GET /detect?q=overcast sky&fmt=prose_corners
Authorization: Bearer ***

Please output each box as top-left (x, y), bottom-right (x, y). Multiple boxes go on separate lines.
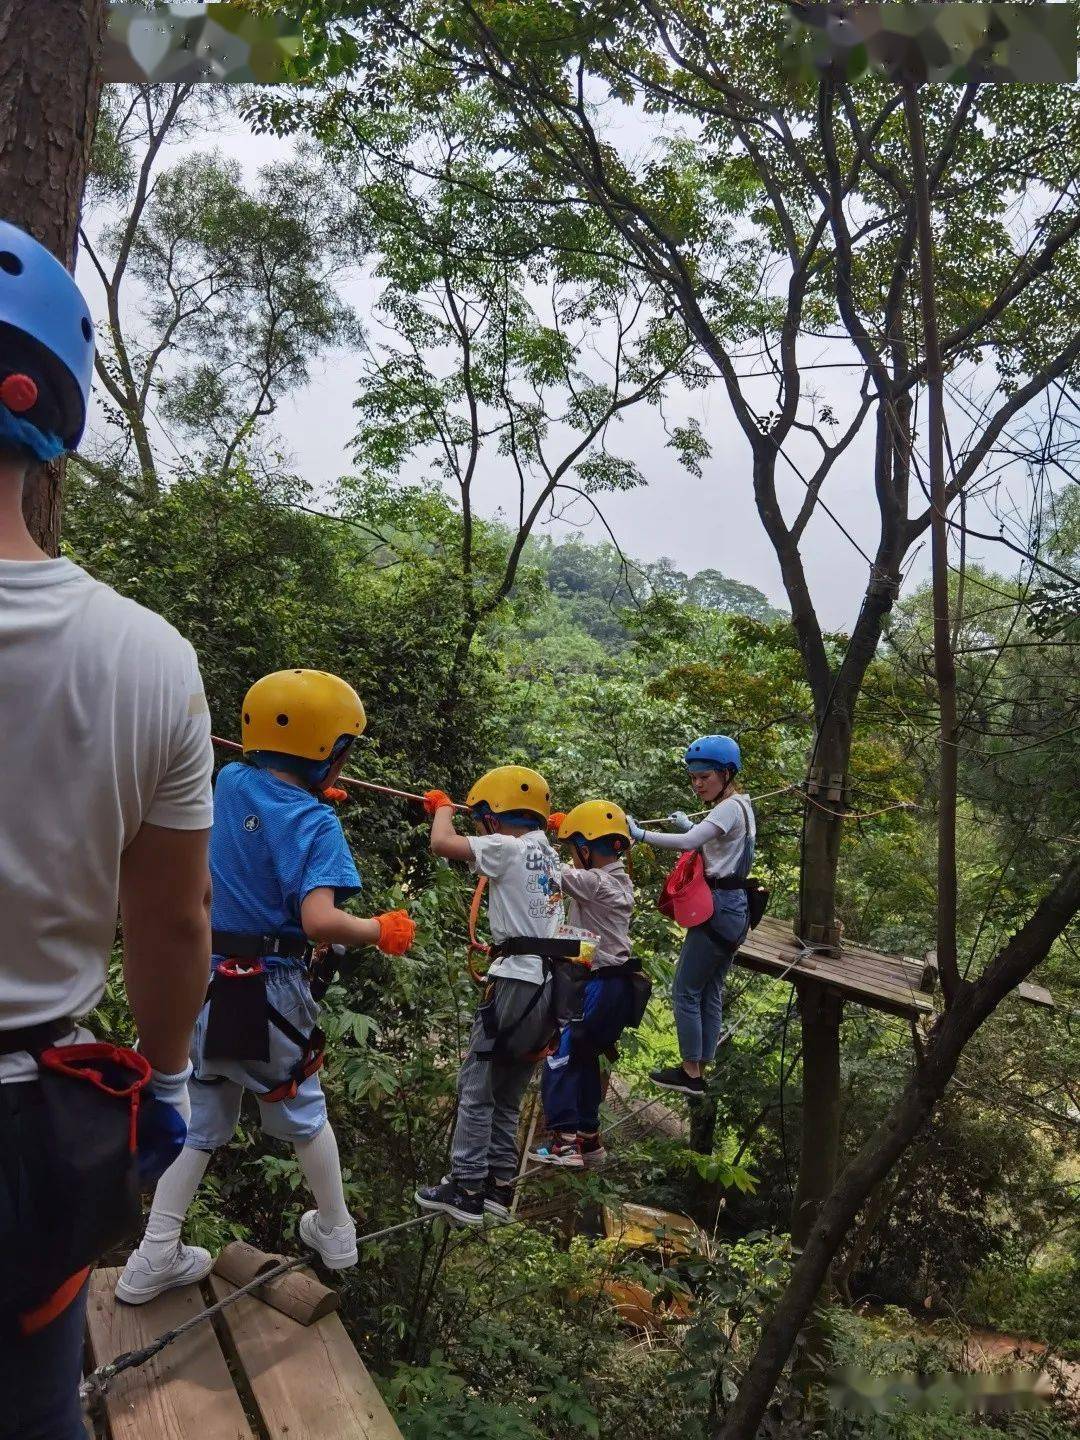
top-left (78, 108), bottom-right (1048, 635)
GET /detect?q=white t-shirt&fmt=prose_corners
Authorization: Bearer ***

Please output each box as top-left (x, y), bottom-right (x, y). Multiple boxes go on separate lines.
top-left (701, 795), bottom-right (756, 880)
top-left (468, 829), bottom-right (564, 983)
top-left (0, 558), bottom-right (214, 1079)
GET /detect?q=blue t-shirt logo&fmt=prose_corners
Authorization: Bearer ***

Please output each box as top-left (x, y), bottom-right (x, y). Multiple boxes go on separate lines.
top-left (243, 814), bottom-right (261, 833)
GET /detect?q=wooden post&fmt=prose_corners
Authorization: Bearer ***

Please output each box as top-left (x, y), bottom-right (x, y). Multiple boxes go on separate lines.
top-left (790, 985), bottom-right (843, 1249)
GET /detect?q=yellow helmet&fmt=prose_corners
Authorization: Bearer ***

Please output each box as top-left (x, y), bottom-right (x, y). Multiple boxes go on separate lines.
top-left (557, 800), bottom-right (631, 846)
top-left (242, 669), bottom-right (366, 763)
top-left (466, 765), bottom-right (551, 821)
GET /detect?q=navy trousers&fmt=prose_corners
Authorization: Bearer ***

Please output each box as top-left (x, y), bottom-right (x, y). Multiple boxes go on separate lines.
top-left (542, 975), bottom-right (637, 1133)
top-left (0, 1082), bottom-right (89, 1440)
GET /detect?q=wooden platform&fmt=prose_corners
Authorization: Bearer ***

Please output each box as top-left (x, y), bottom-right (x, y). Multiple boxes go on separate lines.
top-left (735, 915), bottom-right (934, 1020)
top-left (86, 1268), bottom-right (403, 1440)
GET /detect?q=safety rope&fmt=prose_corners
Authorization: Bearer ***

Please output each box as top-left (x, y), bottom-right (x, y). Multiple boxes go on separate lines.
top-left (467, 875), bottom-right (489, 985)
top-left (210, 735), bottom-right (468, 811)
top-left (637, 786), bottom-right (917, 828)
top-left (210, 736), bottom-right (915, 827)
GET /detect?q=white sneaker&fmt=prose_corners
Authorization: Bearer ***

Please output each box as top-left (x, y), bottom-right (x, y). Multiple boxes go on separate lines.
top-left (115, 1243), bottom-right (214, 1305)
top-left (299, 1209), bottom-right (357, 1269)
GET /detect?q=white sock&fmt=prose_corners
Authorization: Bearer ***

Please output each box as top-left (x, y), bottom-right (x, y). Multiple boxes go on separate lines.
top-left (138, 1145), bottom-right (212, 1268)
top-left (293, 1123), bottom-right (352, 1232)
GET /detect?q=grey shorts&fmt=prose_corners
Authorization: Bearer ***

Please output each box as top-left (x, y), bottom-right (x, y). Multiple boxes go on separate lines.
top-left (186, 964), bottom-right (327, 1148)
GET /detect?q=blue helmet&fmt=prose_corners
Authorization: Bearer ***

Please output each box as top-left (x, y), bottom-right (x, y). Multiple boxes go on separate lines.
top-left (684, 734), bottom-right (741, 772)
top-left (0, 220), bottom-right (95, 453)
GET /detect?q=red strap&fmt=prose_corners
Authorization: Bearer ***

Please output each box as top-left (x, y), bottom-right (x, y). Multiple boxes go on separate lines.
top-left (467, 877), bottom-right (490, 986)
top-left (260, 1044), bottom-right (325, 1104)
top-left (217, 959), bottom-right (266, 979)
top-left (19, 1267), bottom-right (90, 1336)
top-left (37, 1043), bottom-right (150, 1098)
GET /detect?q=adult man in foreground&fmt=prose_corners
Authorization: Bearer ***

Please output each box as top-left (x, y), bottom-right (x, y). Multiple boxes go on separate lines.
top-left (0, 218), bottom-right (214, 1438)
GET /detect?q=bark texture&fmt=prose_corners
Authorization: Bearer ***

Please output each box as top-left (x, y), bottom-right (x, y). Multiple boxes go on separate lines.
top-left (0, 0), bottom-right (108, 552)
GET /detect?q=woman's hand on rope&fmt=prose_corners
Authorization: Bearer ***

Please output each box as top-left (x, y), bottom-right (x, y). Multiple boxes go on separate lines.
top-left (422, 788), bottom-right (454, 816)
top-left (626, 815), bottom-right (646, 843)
top-left (375, 909), bottom-right (416, 955)
top-left (666, 810), bottom-right (694, 833)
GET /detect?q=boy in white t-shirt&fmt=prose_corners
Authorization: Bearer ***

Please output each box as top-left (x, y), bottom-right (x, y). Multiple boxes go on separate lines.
top-left (415, 766), bottom-right (563, 1226)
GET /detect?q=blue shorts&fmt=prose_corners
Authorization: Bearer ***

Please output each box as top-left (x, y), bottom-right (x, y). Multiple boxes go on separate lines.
top-left (186, 964), bottom-right (327, 1149)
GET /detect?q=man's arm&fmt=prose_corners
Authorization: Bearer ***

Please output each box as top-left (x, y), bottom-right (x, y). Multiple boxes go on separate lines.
top-left (119, 822), bottom-right (211, 1075)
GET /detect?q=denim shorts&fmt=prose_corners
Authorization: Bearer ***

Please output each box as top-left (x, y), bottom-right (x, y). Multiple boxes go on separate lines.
top-left (186, 964), bottom-right (327, 1148)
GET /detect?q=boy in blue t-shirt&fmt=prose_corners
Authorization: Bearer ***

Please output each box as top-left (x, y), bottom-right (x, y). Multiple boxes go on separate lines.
top-left (118, 670), bottom-right (415, 1302)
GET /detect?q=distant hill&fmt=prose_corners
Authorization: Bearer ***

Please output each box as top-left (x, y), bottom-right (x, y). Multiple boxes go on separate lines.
top-left (527, 536), bottom-right (784, 647)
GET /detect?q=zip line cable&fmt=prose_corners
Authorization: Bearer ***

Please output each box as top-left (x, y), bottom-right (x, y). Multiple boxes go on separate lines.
top-left (210, 735), bottom-right (469, 811)
top-left (209, 737), bottom-right (917, 828)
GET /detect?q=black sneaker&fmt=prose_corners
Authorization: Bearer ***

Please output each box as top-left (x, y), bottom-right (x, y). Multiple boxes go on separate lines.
top-left (483, 1177), bottom-right (515, 1224)
top-left (649, 1063), bottom-right (705, 1097)
top-left (415, 1176), bottom-right (485, 1226)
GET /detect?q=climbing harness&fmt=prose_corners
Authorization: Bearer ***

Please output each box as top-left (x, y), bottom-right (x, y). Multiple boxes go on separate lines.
top-left (589, 957), bottom-right (653, 1032)
top-left (200, 932), bottom-right (326, 1102)
top-left (711, 794), bottom-right (770, 929)
top-left (474, 937), bottom-right (595, 1064)
top-left (464, 875), bottom-right (600, 1062)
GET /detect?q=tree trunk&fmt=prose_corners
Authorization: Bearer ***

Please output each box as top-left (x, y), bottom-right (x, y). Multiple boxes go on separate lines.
top-left (0, 0), bottom-right (108, 553)
top-left (904, 83), bottom-right (961, 1004)
top-left (790, 987), bottom-right (843, 1248)
top-left (716, 856), bottom-right (1080, 1440)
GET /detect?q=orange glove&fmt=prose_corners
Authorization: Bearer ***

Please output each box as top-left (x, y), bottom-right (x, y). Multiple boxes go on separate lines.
top-left (423, 788), bottom-right (454, 816)
top-left (320, 786), bottom-right (348, 804)
top-left (547, 812), bottom-right (566, 835)
top-left (375, 909), bottom-right (415, 956)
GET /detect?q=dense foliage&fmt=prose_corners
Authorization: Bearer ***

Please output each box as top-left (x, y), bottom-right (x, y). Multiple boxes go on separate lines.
top-left (69, 463), bottom-right (1079, 1440)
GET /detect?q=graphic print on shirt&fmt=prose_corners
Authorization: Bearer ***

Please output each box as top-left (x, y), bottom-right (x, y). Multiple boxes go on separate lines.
top-left (524, 838), bottom-right (563, 921)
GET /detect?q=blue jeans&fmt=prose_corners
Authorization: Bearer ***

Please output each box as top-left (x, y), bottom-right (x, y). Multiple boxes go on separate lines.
top-left (673, 891), bottom-right (747, 1063)
top-left (0, 1083), bottom-right (89, 1439)
top-left (543, 975), bottom-right (636, 1133)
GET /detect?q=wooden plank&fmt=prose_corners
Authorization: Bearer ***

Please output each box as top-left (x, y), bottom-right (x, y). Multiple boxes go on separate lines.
top-left (1016, 978), bottom-right (1055, 1009)
top-left (735, 946), bottom-right (930, 1013)
top-left (86, 1268), bottom-right (253, 1440)
top-left (733, 919), bottom-right (934, 1018)
top-left (210, 1276), bottom-right (404, 1440)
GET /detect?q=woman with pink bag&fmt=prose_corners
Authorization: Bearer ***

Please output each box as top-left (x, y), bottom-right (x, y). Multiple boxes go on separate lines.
top-left (628, 736), bottom-right (756, 1098)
